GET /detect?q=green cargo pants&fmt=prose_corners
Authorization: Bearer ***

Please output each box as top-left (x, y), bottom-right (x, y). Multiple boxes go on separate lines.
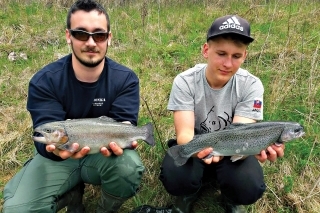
top-left (2, 150), bottom-right (144, 213)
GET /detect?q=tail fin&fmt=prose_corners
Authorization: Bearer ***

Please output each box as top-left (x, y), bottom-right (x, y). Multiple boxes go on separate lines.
top-left (167, 145), bottom-right (189, 167)
top-left (143, 123), bottom-right (155, 146)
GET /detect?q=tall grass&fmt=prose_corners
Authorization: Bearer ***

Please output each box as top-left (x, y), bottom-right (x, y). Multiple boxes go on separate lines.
top-left (0, 0), bottom-right (319, 212)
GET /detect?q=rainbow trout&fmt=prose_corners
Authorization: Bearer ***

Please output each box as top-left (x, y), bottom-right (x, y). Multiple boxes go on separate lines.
top-left (33, 116), bottom-right (155, 154)
top-left (167, 121), bottom-right (304, 166)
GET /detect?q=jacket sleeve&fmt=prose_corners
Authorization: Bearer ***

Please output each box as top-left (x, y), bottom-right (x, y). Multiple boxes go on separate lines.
top-left (27, 73), bottom-right (66, 161)
top-left (108, 70), bottom-right (140, 126)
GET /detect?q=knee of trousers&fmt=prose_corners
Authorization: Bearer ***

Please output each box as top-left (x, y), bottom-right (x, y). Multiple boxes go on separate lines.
top-left (222, 179), bottom-right (266, 205)
top-left (100, 150), bottom-right (145, 198)
top-left (159, 163), bottom-right (202, 196)
top-left (3, 201), bottom-right (56, 213)
top-left (160, 179), bottom-right (201, 196)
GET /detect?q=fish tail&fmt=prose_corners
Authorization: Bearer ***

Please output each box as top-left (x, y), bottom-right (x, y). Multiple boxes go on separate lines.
top-left (167, 145), bottom-right (189, 167)
top-left (143, 123), bottom-right (155, 146)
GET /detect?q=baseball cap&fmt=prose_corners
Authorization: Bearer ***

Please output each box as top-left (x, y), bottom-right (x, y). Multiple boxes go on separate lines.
top-left (207, 15), bottom-right (254, 43)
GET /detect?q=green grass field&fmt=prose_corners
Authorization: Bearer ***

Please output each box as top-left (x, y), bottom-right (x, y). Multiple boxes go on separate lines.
top-left (0, 0), bottom-right (319, 212)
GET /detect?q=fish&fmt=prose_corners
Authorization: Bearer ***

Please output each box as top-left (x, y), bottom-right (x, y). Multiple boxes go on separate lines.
top-left (167, 121), bottom-right (305, 166)
top-left (33, 116), bottom-right (155, 154)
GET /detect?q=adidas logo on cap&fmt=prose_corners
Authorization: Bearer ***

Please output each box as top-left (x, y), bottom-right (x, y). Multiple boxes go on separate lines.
top-left (206, 15), bottom-right (254, 43)
top-left (219, 16), bottom-right (243, 31)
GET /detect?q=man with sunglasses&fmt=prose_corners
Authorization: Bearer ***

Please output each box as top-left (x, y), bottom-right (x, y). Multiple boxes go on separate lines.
top-left (2, 0), bottom-right (144, 213)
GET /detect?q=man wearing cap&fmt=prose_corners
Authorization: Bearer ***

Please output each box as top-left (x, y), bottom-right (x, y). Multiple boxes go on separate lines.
top-left (158, 15), bottom-right (285, 213)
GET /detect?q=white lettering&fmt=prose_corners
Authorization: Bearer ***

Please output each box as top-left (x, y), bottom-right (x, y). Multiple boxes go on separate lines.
top-left (92, 97), bottom-right (106, 107)
top-left (219, 23), bottom-right (243, 31)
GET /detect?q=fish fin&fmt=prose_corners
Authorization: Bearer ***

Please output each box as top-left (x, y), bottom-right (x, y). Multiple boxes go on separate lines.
top-left (167, 145), bottom-right (189, 167)
top-left (202, 151), bottom-right (220, 160)
top-left (57, 143), bottom-right (76, 152)
top-left (143, 123), bottom-right (155, 146)
top-left (274, 142), bottom-right (283, 147)
top-left (202, 152), bottom-right (214, 160)
top-left (230, 155), bottom-right (244, 162)
top-left (226, 123), bottom-right (247, 130)
top-left (98, 116), bottom-right (116, 122)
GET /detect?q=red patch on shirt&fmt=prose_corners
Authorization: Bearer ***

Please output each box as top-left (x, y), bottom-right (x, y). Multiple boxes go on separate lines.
top-left (253, 100), bottom-right (262, 109)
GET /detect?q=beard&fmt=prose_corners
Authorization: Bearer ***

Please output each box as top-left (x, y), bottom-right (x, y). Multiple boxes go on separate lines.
top-left (71, 42), bottom-right (107, 68)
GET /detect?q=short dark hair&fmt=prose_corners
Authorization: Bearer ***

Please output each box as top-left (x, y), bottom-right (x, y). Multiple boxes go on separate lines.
top-left (66, 0), bottom-right (110, 31)
top-left (208, 33), bottom-right (252, 46)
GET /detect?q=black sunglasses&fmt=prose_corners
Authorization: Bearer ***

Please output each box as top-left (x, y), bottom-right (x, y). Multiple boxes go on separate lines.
top-left (69, 29), bottom-right (109, 43)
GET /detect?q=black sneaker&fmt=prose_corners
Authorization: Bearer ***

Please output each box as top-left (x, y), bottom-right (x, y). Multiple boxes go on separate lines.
top-left (220, 195), bottom-right (247, 213)
top-left (130, 205), bottom-right (172, 213)
top-left (224, 203), bottom-right (247, 213)
top-left (56, 183), bottom-right (85, 213)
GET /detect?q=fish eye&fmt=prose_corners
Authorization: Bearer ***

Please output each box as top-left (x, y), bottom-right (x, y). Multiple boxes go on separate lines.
top-left (44, 128), bottom-right (52, 133)
top-left (294, 129), bottom-right (301, 133)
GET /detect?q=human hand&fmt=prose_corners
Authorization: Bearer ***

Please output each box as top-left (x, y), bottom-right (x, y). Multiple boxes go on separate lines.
top-left (197, 147), bottom-right (224, 164)
top-left (255, 144), bottom-right (285, 163)
top-left (100, 141), bottom-right (138, 157)
top-left (46, 143), bottom-right (90, 159)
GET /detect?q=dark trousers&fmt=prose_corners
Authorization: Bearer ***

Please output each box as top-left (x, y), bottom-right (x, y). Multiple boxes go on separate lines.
top-left (159, 139), bottom-right (266, 205)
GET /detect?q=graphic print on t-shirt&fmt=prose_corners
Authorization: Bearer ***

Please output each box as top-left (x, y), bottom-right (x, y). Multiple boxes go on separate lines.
top-left (200, 105), bottom-right (232, 133)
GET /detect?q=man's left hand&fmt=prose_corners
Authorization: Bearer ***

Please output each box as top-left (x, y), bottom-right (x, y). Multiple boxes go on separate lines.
top-left (255, 144), bottom-right (285, 163)
top-left (100, 141), bottom-right (138, 157)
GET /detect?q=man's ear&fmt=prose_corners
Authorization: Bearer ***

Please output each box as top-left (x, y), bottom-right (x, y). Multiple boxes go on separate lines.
top-left (66, 29), bottom-right (71, 44)
top-left (107, 32), bottom-right (112, 46)
top-left (242, 50), bottom-right (248, 63)
top-left (202, 43), bottom-right (209, 58)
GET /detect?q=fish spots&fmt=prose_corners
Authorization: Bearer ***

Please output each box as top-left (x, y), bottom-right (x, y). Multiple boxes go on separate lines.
top-left (242, 143), bottom-right (249, 151)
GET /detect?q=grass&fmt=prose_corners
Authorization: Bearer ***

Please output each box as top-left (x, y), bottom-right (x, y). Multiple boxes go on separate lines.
top-left (0, 0), bottom-right (319, 212)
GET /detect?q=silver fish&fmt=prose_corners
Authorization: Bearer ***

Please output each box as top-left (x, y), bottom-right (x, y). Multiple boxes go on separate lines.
top-left (33, 116), bottom-right (155, 154)
top-left (167, 121), bottom-right (304, 166)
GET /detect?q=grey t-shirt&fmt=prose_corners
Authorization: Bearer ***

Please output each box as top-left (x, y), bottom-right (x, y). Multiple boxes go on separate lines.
top-left (167, 64), bottom-right (264, 134)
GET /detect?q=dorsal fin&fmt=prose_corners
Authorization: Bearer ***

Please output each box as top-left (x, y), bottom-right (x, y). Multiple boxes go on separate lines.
top-left (98, 116), bottom-right (116, 122)
top-left (226, 123), bottom-right (247, 130)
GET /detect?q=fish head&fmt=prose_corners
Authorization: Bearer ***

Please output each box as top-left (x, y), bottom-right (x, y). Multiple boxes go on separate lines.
top-left (33, 123), bottom-right (69, 146)
top-left (279, 122), bottom-right (305, 142)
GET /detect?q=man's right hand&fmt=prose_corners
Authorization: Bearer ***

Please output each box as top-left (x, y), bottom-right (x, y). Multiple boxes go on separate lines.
top-left (197, 147), bottom-right (224, 164)
top-left (46, 143), bottom-right (90, 159)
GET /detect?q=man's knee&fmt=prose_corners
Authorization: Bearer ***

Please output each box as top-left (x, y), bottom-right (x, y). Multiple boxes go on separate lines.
top-left (238, 181), bottom-right (265, 204)
top-left (221, 175), bottom-right (266, 205)
top-left (101, 150), bottom-right (145, 198)
top-left (159, 158), bottom-right (202, 196)
top-left (3, 200), bottom-right (55, 213)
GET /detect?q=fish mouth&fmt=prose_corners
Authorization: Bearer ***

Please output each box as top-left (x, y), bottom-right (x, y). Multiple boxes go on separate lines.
top-left (32, 135), bottom-right (47, 143)
top-left (297, 131), bottom-right (305, 138)
top-left (32, 130), bottom-right (46, 143)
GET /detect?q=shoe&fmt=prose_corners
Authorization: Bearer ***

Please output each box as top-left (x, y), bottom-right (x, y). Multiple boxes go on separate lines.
top-left (56, 183), bottom-right (85, 213)
top-left (220, 195), bottom-right (246, 213)
top-left (224, 203), bottom-right (247, 213)
top-left (130, 205), bottom-right (172, 213)
top-left (171, 188), bottom-right (201, 213)
top-left (96, 190), bottom-right (128, 213)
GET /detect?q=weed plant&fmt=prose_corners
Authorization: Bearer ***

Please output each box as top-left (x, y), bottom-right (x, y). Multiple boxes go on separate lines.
top-left (0, 0), bottom-right (319, 212)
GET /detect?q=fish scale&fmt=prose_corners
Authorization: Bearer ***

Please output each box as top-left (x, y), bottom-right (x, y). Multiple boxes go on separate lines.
top-left (167, 121), bottom-right (304, 166)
